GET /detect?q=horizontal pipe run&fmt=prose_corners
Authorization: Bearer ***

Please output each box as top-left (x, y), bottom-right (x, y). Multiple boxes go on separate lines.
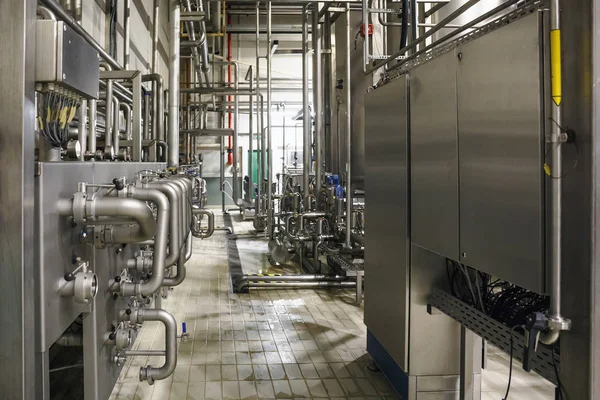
top-left (245, 282), bottom-right (357, 289)
top-left (123, 350), bottom-right (166, 356)
top-left (244, 274), bottom-right (350, 282)
top-left (192, 208), bottom-right (215, 239)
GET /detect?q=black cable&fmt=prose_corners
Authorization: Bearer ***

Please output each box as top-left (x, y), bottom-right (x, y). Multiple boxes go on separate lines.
top-left (552, 343), bottom-right (565, 400)
top-left (399, 0), bottom-right (408, 50)
top-left (502, 325), bottom-right (521, 400)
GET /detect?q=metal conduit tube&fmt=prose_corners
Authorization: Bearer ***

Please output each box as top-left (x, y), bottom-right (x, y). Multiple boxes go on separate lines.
top-left (302, 4), bottom-right (311, 210)
top-left (112, 97), bottom-right (120, 159)
top-left (192, 208), bottom-right (215, 239)
top-left (152, 0), bottom-right (160, 73)
top-left (344, 8), bottom-right (352, 248)
top-left (87, 99), bottom-right (97, 158)
top-left (168, 0), bottom-right (181, 167)
top-left (312, 6), bottom-right (322, 209)
top-left (99, 62), bottom-right (114, 159)
top-left (170, 176), bottom-right (193, 237)
top-left (125, 308), bottom-right (177, 383)
top-left (148, 182), bottom-right (181, 267)
top-left (119, 188), bottom-right (169, 297)
top-left (39, 0), bottom-right (122, 69)
top-left (267, 0), bottom-right (274, 238)
top-left (163, 179), bottom-right (187, 247)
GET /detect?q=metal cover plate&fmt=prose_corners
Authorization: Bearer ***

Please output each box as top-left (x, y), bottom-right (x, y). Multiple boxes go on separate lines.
top-left (457, 13), bottom-right (545, 292)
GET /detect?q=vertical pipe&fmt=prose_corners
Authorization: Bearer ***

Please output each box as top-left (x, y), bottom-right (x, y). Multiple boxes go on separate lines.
top-left (267, 0), bottom-right (273, 238)
top-left (323, 11), bottom-right (332, 172)
top-left (124, 0), bottom-right (131, 69)
top-left (78, 100), bottom-right (87, 161)
top-left (144, 93), bottom-right (151, 141)
top-left (168, 0), bottom-right (181, 167)
top-left (152, 0), bottom-right (159, 73)
top-left (312, 5), bottom-right (322, 209)
top-left (345, 9), bottom-right (352, 248)
top-left (362, 0), bottom-right (369, 72)
top-left (541, 0), bottom-right (570, 344)
top-left (302, 5), bottom-right (311, 210)
top-left (248, 67), bottom-right (254, 203)
top-left (100, 62), bottom-right (114, 159)
top-left (233, 64), bottom-right (240, 204)
top-left (256, 1), bottom-right (263, 215)
top-left (87, 99), bottom-right (97, 159)
top-left (112, 96), bottom-right (120, 160)
top-left (132, 73), bottom-right (143, 161)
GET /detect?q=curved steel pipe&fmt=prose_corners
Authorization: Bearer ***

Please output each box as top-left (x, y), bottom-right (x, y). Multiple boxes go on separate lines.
top-left (126, 308), bottom-right (177, 383)
top-left (99, 62), bottom-right (114, 159)
top-left (148, 181), bottom-right (181, 267)
top-left (118, 188), bottom-right (169, 297)
top-left (191, 208), bottom-right (215, 239)
top-left (185, 233), bottom-right (192, 262)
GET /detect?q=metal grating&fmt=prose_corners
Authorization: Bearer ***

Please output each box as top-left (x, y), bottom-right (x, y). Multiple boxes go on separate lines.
top-left (430, 288), bottom-right (558, 385)
top-left (383, 0), bottom-right (548, 84)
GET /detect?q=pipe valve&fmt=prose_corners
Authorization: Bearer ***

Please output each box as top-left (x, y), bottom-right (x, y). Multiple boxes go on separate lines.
top-left (58, 261), bottom-right (98, 303)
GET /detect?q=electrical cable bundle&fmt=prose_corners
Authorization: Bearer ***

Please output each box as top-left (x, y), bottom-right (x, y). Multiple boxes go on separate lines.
top-left (446, 259), bottom-right (549, 328)
top-left (37, 90), bottom-right (80, 148)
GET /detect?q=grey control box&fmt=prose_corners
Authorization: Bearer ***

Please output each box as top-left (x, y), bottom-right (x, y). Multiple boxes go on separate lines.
top-left (36, 20), bottom-right (99, 99)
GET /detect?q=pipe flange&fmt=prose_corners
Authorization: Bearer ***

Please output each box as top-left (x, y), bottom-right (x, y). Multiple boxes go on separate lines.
top-left (547, 316), bottom-right (572, 331)
top-left (73, 270), bottom-right (98, 303)
top-left (115, 328), bottom-right (132, 350)
top-left (139, 366), bottom-right (154, 384)
top-left (72, 191), bottom-right (87, 224)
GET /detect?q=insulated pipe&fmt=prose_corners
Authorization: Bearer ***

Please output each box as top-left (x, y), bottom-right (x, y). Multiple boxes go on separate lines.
top-left (132, 308), bottom-right (177, 383)
top-left (87, 99), bottom-right (97, 158)
top-left (112, 97), bottom-right (120, 159)
top-left (39, 0), bottom-right (122, 70)
top-left (312, 6), bottom-right (322, 209)
top-left (192, 208), bottom-right (215, 239)
top-left (124, 0), bottom-right (131, 69)
top-left (119, 188), bottom-right (169, 297)
top-left (267, 0), bottom-right (274, 238)
top-left (100, 62), bottom-right (114, 160)
top-left (78, 100), bottom-right (87, 161)
top-left (345, 9), bottom-right (352, 248)
top-left (168, 0), bottom-right (181, 167)
top-left (302, 5), bottom-right (311, 210)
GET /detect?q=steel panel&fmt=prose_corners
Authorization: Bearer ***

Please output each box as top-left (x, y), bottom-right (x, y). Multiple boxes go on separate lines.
top-left (364, 76), bottom-right (409, 371)
top-left (457, 13), bottom-right (544, 292)
top-left (410, 50), bottom-right (460, 260)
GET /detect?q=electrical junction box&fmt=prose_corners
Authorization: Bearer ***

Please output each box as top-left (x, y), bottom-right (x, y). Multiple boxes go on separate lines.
top-left (36, 19), bottom-right (100, 99)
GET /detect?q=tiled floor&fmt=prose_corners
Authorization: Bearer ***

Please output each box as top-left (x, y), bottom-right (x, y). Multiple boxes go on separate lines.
top-left (109, 213), bottom-right (556, 400)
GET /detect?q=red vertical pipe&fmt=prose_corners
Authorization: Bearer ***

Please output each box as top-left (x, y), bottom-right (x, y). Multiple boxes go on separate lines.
top-left (227, 14), bottom-right (233, 165)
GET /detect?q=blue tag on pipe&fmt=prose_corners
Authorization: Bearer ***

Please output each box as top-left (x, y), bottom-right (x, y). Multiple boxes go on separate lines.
top-left (182, 322), bottom-right (187, 333)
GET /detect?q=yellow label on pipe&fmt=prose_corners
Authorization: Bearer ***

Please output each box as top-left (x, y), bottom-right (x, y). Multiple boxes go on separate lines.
top-left (551, 29), bottom-right (562, 106)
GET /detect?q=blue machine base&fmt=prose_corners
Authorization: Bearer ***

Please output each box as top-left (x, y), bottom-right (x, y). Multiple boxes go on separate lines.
top-left (367, 329), bottom-right (409, 399)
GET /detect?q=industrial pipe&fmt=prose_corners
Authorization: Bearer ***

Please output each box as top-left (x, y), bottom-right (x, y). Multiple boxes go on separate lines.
top-left (244, 281), bottom-right (356, 289)
top-left (192, 208), bottom-right (215, 239)
top-left (542, 0), bottom-right (571, 345)
top-left (118, 188), bottom-right (169, 297)
top-left (299, 212), bottom-right (326, 231)
top-left (87, 99), bottom-right (97, 159)
top-left (312, 6), bottom-right (323, 208)
top-left (148, 181), bottom-right (182, 267)
top-left (302, 5), bottom-right (311, 210)
top-left (168, 0), bottom-right (181, 167)
top-left (345, 9), bottom-right (352, 248)
top-left (267, 0), bottom-right (274, 238)
top-left (120, 102), bottom-right (132, 141)
top-left (77, 100), bottom-right (87, 161)
top-left (162, 248), bottom-right (186, 287)
top-left (124, 0), bottom-right (131, 69)
top-left (123, 308), bottom-right (177, 383)
top-left (99, 62), bottom-right (114, 160)
top-left (112, 97), bottom-right (120, 160)
top-left (182, 0), bottom-right (206, 85)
